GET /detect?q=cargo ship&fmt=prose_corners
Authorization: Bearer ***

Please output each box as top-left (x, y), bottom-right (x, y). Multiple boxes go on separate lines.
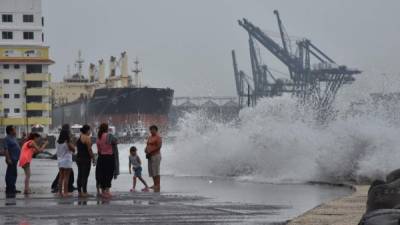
top-left (51, 51), bottom-right (174, 133)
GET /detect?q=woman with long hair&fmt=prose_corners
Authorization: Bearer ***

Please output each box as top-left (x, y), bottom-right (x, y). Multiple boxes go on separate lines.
top-left (96, 123), bottom-right (117, 198)
top-left (19, 132), bottom-right (48, 194)
top-left (76, 124), bottom-right (94, 198)
top-left (56, 124), bottom-right (75, 197)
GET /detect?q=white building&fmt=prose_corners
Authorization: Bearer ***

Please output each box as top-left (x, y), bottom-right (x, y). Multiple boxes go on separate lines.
top-left (0, 0), bottom-right (53, 134)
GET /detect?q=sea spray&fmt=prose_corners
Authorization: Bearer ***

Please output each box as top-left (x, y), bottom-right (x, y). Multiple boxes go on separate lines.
top-left (164, 95), bottom-right (400, 183)
top-left (165, 97), bottom-right (318, 183)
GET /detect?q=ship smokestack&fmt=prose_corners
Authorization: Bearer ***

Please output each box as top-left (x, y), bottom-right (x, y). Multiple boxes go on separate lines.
top-left (110, 56), bottom-right (117, 77)
top-left (98, 59), bottom-right (105, 83)
top-left (89, 63), bottom-right (96, 83)
top-left (120, 52), bottom-right (128, 77)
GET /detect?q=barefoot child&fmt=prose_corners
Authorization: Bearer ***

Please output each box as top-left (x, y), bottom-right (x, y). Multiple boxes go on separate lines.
top-left (129, 147), bottom-right (149, 192)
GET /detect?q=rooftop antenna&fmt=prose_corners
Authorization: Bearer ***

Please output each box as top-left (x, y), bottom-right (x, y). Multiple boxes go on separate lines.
top-left (75, 50), bottom-right (85, 77)
top-left (132, 58), bottom-right (142, 87)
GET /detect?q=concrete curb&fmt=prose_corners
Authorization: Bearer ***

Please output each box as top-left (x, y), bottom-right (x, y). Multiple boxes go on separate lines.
top-left (287, 185), bottom-right (368, 225)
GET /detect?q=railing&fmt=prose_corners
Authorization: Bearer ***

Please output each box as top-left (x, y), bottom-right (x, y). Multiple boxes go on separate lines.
top-left (26, 103), bottom-right (51, 111)
top-left (28, 117), bottom-right (51, 125)
top-left (26, 87), bottom-right (50, 96)
top-left (1, 117), bottom-right (52, 126)
top-left (24, 73), bottom-right (51, 82)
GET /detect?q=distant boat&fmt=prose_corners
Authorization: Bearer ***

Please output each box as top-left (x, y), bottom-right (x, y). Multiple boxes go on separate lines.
top-left (53, 87), bottom-right (174, 133)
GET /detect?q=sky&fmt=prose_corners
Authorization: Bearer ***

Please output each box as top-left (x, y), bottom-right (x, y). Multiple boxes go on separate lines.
top-left (42, 0), bottom-right (400, 97)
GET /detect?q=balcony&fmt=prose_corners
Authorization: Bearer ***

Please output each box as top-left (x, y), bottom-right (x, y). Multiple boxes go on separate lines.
top-left (28, 117), bottom-right (51, 125)
top-left (26, 103), bottom-right (51, 111)
top-left (1, 117), bottom-right (52, 125)
top-left (2, 117), bottom-right (25, 126)
top-left (24, 73), bottom-right (51, 82)
top-left (26, 88), bottom-right (50, 96)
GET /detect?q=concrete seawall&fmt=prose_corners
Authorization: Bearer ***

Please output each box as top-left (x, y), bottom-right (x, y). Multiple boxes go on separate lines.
top-left (288, 185), bottom-right (368, 225)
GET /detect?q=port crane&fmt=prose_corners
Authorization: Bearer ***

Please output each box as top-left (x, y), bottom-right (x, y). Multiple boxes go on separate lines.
top-left (233, 10), bottom-right (361, 120)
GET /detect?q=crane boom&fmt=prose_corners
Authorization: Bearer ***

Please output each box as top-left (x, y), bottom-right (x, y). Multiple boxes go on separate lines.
top-left (238, 18), bottom-right (300, 73)
top-left (307, 41), bottom-right (335, 63)
top-left (231, 50), bottom-right (242, 96)
top-left (273, 10), bottom-right (289, 55)
top-left (249, 36), bottom-right (262, 95)
top-left (273, 10), bottom-right (293, 78)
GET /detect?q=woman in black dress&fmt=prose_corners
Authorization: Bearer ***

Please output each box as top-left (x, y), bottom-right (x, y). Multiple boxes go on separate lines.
top-left (76, 125), bottom-right (94, 198)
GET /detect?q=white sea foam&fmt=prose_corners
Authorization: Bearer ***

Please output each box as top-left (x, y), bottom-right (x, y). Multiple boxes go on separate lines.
top-left (162, 94), bottom-right (400, 184)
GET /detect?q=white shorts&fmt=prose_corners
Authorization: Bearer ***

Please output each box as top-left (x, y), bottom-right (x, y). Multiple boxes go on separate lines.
top-left (58, 158), bottom-right (73, 169)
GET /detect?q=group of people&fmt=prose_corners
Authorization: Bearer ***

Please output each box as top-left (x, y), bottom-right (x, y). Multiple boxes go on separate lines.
top-left (4, 126), bottom-right (48, 196)
top-left (3, 123), bottom-right (163, 198)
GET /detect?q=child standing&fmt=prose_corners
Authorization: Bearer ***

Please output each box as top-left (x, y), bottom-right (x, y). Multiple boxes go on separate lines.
top-left (129, 146), bottom-right (149, 192)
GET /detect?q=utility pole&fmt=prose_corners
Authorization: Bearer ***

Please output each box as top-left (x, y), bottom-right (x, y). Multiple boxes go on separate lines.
top-left (25, 87), bottom-right (29, 133)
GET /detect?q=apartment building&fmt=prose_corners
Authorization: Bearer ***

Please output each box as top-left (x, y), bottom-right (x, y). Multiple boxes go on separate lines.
top-left (0, 0), bottom-right (54, 134)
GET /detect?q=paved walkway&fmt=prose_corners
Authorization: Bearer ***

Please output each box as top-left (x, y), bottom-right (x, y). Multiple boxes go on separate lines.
top-left (0, 192), bottom-right (288, 225)
top-left (288, 185), bottom-right (368, 225)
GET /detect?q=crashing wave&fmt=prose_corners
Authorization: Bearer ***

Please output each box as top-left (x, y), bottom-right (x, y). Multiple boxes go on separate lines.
top-left (165, 94), bottom-right (400, 184)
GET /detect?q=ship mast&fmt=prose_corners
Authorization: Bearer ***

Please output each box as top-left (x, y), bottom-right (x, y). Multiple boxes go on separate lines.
top-left (132, 58), bottom-right (142, 87)
top-left (64, 65), bottom-right (71, 81)
top-left (75, 50), bottom-right (85, 78)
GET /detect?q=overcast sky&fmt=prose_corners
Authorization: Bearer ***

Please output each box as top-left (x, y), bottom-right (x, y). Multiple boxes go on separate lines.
top-left (42, 0), bottom-right (400, 97)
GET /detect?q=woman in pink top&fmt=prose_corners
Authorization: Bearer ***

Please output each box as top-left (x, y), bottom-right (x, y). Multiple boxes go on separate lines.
top-left (19, 133), bottom-right (48, 194)
top-left (95, 123), bottom-right (116, 198)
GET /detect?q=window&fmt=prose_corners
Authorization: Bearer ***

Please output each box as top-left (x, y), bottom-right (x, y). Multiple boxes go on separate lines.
top-left (23, 14), bottom-right (34, 23)
top-left (4, 108), bottom-right (10, 114)
top-left (26, 65), bottom-right (42, 74)
top-left (14, 64), bottom-right (20, 69)
top-left (2, 31), bottom-right (13, 40)
top-left (23, 32), bottom-right (34, 40)
top-left (28, 111), bottom-right (42, 117)
top-left (27, 96), bottom-right (42, 102)
top-left (14, 94), bottom-right (20, 98)
top-left (4, 94), bottom-right (10, 98)
top-left (14, 108), bottom-right (20, 113)
top-left (26, 81), bottom-right (42, 88)
top-left (2, 14), bottom-right (13, 22)
top-left (3, 79), bottom-right (9, 84)
top-left (3, 64), bottom-right (10, 69)
top-left (42, 33), bottom-right (44, 42)
top-left (14, 79), bottom-right (20, 84)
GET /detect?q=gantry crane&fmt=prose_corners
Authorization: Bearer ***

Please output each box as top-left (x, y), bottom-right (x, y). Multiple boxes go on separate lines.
top-left (233, 10), bottom-right (361, 120)
top-left (232, 50), bottom-right (254, 107)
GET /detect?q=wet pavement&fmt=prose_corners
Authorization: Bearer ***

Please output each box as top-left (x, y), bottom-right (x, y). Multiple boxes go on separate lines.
top-left (0, 192), bottom-right (288, 225)
top-left (0, 159), bottom-right (351, 224)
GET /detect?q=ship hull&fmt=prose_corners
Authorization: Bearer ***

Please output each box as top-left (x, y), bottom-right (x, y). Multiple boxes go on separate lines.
top-left (52, 87), bottom-right (174, 131)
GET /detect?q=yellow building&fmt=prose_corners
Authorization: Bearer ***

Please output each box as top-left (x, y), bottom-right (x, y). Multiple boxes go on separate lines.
top-left (0, 0), bottom-right (54, 133)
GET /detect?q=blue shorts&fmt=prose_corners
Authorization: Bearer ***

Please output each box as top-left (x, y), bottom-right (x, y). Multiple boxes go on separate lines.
top-left (134, 167), bottom-right (142, 177)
